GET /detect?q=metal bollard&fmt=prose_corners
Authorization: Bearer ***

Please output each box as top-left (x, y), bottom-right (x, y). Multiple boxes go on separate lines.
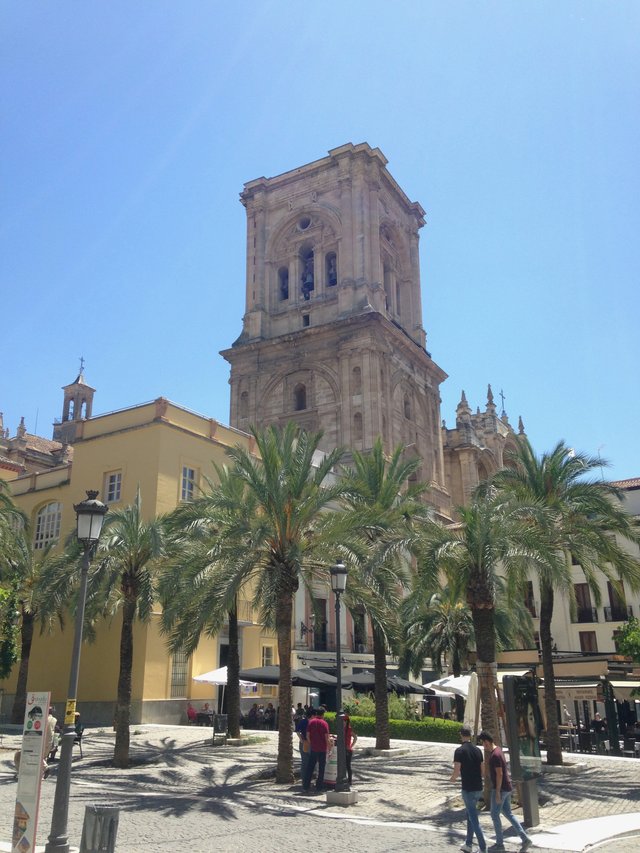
top-left (79, 804), bottom-right (120, 853)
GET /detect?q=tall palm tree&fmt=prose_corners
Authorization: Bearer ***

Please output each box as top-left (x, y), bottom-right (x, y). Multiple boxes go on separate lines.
top-left (341, 438), bottom-right (429, 750)
top-left (87, 488), bottom-right (168, 767)
top-left (175, 423), bottom-right (348, 783)
top-left (160, 465), bottom-right (261, 739)
top-left (492, 439), bottom-right (640, 764)
top-left (416, 491), bottom-right (557, 738)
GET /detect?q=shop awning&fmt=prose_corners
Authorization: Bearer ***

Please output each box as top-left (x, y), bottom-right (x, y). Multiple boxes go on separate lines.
top-left (609, 680), bottom-right (640, 702)
top-left (541, 681), bottom-right (600, 702)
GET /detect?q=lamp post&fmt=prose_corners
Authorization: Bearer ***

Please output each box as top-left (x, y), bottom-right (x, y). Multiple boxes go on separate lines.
top-left (45, 491), bottom-right (107, 853)
top-left (330, 558), bottom-right (349, 793)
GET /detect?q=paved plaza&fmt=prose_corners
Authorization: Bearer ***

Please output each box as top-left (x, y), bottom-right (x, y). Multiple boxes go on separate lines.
top-left (1, 725), bottom-right (639, 852)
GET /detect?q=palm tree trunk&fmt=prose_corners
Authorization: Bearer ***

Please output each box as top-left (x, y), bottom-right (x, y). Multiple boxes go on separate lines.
top-left (452, 646), bottom-right (465, 722)
top-left (113, 596), bottom-right (136, 768)
top-left (275, 585), bottom-right (294, 784)
top-left (471, 605), bottom-right (499, 739)
top-left (11, 610), bottom-right (34, 724)
top-left (373, 625), bottom-right (390, 750)
top-left (540, 580), bottom-right (563, 765)
top-left (227, 604), bottom-right (241, 739)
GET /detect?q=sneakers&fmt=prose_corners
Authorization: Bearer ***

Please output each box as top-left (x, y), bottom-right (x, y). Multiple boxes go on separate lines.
top-left (521, 841), bottom-right (533, 852)
top-left (488, 846), bottom-right (506, 852)
top-left (460, 845), bottom-right (473, 853)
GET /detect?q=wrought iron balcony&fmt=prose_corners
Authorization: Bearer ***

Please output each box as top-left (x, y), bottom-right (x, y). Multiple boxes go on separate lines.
top-left (604, 605), bottom-right (632, 622)
top-left (572, 607), bottom-right (599, 623)
top-left (351, 635), bottom-right (374, 654)
top-left (311, 632), bottom-right (335, 653)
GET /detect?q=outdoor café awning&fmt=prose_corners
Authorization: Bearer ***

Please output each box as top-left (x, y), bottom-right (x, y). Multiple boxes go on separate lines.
top-left (609, 680), bottom-right (640, 702)
top-left (541, 681), bottom-right (601, 702)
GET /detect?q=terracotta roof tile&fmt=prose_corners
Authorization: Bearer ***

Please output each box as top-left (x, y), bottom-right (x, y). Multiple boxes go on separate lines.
top-left (611, 477), bottom-right (640, 490)
top-left (24, 433), bottom-right (74, 459)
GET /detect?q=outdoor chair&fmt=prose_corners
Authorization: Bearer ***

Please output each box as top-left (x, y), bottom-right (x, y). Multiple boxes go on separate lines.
top-left (622, 738), bottom-right (638, 758)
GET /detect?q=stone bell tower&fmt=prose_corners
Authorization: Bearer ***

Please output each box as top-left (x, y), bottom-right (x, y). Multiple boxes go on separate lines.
top-left (222, 143), bottom-right (451, 518)
top-left (52, 362), bottom-right (95, 445)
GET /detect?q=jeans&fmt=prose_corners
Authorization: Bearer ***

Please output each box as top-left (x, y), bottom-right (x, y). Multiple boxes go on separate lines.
top-left (490, 790), bottom-right (531, 845)
top-left (461, 788), bottom-right (486, 850)
top-left (303, 750), bottom-right (326, 790)
top-left (299, 743), bottom-right (309, 778)
top-left (346, 748), bottom-right (353, 785)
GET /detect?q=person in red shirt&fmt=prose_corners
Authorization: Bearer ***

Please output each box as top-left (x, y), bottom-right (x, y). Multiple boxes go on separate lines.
top-left (302, 707), bottom-right (330, 792)
top-left (478, 731), bottom-right (532, 852)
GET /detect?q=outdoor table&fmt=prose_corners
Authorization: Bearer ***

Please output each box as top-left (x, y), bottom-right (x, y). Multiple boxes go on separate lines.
top-left (196, 712), bottom-right (214, 726)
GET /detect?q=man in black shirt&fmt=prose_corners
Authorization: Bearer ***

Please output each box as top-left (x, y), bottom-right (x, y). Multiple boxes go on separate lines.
top-left (450, 726), bottom-right (487, 853)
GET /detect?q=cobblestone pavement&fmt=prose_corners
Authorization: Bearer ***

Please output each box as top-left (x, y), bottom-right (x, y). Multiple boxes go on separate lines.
top-left (1, 725), bottom-right (639, 852)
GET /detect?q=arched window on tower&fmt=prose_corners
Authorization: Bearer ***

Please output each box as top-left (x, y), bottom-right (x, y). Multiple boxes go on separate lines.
top-left (326, 252), bottom-right (337, 286)
top-left (80, 399), bottom-right (87, 419)
top-left (383, 260), bottom-right (393, 312)
top-left (294, 384), bottom-right (307, 411)
top-left (67, 400), bottom-right (74, 421)
top-left (240, 391), bottom-right (249, 419)
top-left (353, 412), bottom-right (363, 442)
top-left (352, 366), bottom-right (362, 395)
top-left (403, 394), bottom-right (412, 420)
top-left (301, 249), bottom-right (314, 300)
top-left (278, 267), bottom-right (289, 301)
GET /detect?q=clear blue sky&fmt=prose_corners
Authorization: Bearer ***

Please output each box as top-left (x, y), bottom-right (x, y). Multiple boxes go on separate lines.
top-left (2, 2), bottom-right (638, 480)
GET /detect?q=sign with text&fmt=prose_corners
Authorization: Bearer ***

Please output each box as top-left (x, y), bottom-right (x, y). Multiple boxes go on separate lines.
top-left (12, 691), bottom-right (50, 853)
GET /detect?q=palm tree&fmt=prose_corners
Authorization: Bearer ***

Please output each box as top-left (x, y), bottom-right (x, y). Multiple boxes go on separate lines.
top-left (415, 491), bottom-right (557, 738)
top-left (401, 575), bottom-right (534, 720)
top-left (341, 438), bottom-right (429, 750)
top-left (160, 465), bottom-right (261, 740)
top-left (0, 519), bottom-right (71, 722)
top-left (173, 423), bottom-right (348, 783)
top-left (87, 488), bottom-right (168, 767)
top-left (492, 439), bottom-right (640, 764)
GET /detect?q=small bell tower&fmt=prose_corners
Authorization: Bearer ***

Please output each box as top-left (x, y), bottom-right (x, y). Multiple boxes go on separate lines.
top-left (53, 359), bottom-right (95, 444)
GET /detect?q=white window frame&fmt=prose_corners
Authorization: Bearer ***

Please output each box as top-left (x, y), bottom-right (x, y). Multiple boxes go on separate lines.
top-left (261, 645), bottom-right (274, 667)
top-left (105, 471), bottom-right (122, 504)
top-left (34, 502), bottom-right (62, 550)
top-left (180, 465), bottom-right (198, 502)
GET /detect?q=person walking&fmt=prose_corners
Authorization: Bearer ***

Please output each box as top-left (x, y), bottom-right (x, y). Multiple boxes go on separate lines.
top-left (450, 726), bottom-right (487, 853)
top-left (302, 707), bottom-right (330, 792)
top-left (344, 713), bottom-right (358, 787)
top-left (295, 707), bottom-right (311, 779)
top-left (478, 731), bottom-right (532, 852)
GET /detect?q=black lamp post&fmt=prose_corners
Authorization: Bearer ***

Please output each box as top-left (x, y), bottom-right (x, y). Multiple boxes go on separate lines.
top-left (330, 558), bottom-right (349, 793)
top-left (45, 490), bottom-right (107, 853)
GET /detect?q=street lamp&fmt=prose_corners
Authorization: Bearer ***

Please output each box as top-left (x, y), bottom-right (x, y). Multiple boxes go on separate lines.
top-left (46, 490), bottom-right (107, 853)
top-left (330, 558), bottom-right (349, 793)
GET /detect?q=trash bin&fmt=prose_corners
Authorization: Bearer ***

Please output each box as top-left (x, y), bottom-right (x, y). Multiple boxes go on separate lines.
top-left (80, 804), bottom-right (119, 853)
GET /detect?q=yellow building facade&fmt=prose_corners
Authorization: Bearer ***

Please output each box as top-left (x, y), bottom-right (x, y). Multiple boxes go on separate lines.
top-left (1, 395), bottom-right (277, 725)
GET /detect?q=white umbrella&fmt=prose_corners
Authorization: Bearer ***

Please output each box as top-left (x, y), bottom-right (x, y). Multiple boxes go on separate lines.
top-left (423, 674), bottom-right (471, 699)
top-left (463, 672), bottom-right (479, 734)
top-left (192, 666), bottom-right (256, 687)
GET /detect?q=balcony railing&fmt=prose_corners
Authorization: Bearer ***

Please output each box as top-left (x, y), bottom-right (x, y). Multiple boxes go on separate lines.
top-left (604, 605), bottom-right (632, 622)
top-left (351, 635), bottom-right (374, 654)
top-left (572, 607), bottom-right (599, 624)
top-left (310, 632), bottom-right (336, 653)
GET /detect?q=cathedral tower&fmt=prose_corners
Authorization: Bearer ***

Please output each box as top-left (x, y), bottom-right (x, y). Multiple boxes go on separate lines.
top-left (222, 143), bottom-right (451, 517)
